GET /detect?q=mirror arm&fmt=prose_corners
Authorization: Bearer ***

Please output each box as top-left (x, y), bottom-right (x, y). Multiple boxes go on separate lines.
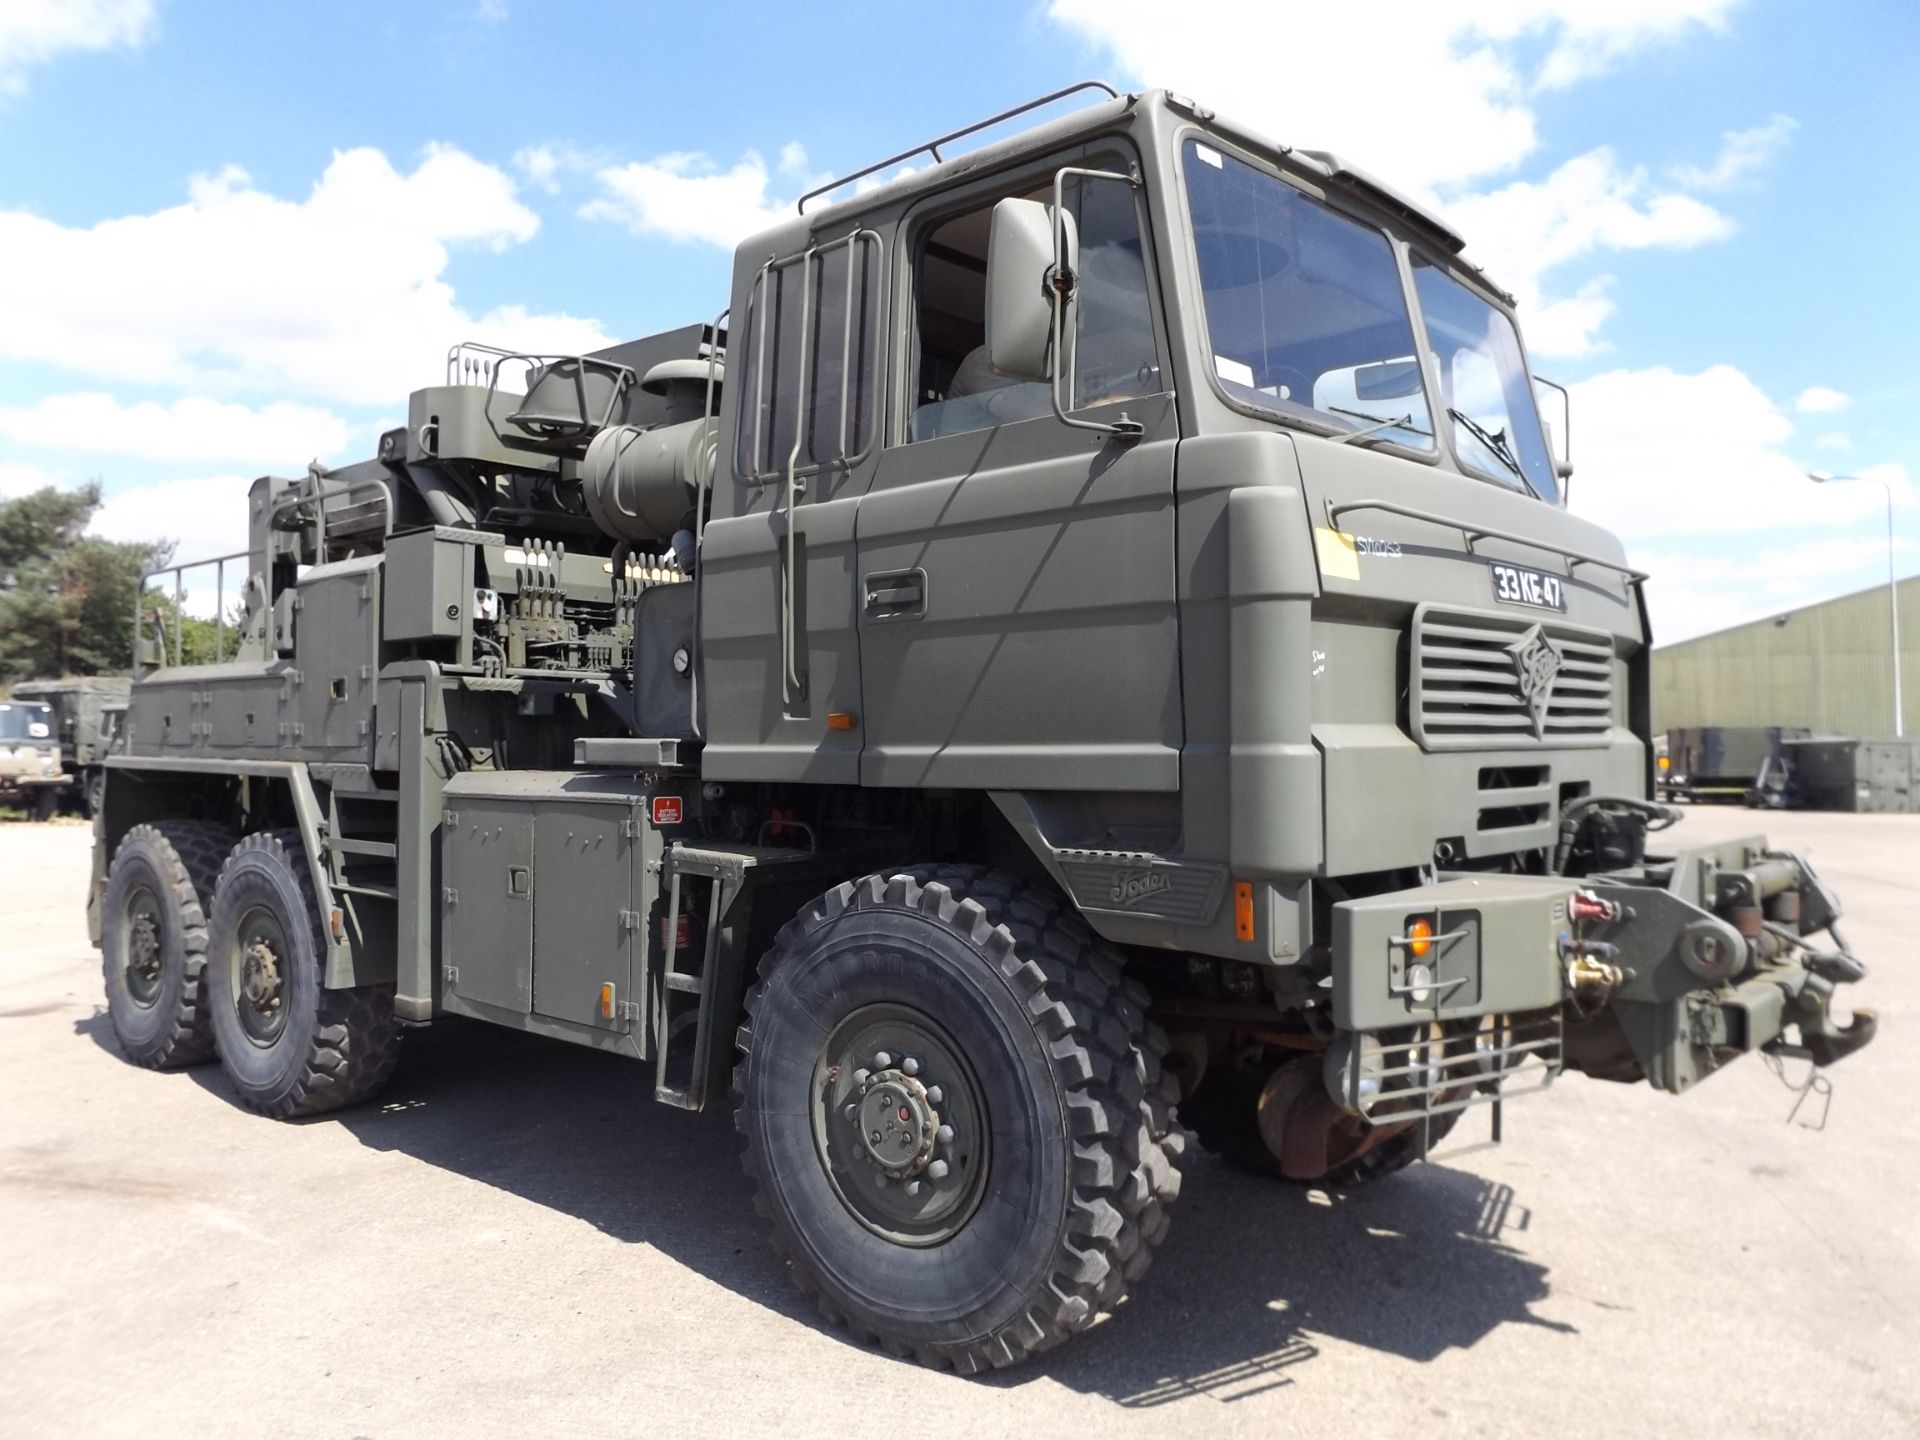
top-left (1048, 165), bottom-right (1145, 444)
top-left (1533, 372), bottom-right (1573, 499)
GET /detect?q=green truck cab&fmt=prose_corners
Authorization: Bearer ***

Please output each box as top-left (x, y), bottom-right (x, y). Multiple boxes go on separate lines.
top-left (89, 85), bottom-right (1873, 1371)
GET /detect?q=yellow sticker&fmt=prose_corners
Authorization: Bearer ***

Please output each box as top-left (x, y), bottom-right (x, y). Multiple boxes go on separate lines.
top-left (1314, 526), bottom-right (1360, 581)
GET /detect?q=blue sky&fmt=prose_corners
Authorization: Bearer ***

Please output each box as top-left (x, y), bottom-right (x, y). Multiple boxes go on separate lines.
top-left (0, 0), bottom-right (1914, 641)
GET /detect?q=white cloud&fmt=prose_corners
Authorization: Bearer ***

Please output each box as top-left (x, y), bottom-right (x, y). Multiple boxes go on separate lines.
top-left (1670, 114), bottom-right (1796, 190)
top-left (1813, 431), bottom-right (1851, 451)
top-left (0, 0), bottom-right (152, 95)
top-left (1444, 149), bottom-right (1735, 357)
top-left (1638, 534), bottom-right (1910, 641)
top-left (1568, 363), bottom-right (1910, 544)
top-left (1795, 385), bottom-right (1851, 414)
top-left (0, 145), bottom-right (614, 408)
top-left (1046, 0), bottom-right (1738, 191)
top-left (1524, 0), bottom-right (1742, 89)
top-left (92, 475), bottom-right (254, 572)
top-left (0, 461), bottom-right (62, 498)
top-left (514, 143), bottom-right (599, 194)
top-left (473, 0), bottom-right (508, 22)
top-left (0, 393), bottom-right (351, 467)
top-left (1044, 2), bottom-right (1753, 357)
top-left (582, 149), bottom-right (801, 248)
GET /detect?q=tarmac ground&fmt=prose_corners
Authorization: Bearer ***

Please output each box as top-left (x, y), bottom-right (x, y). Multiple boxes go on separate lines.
top-left (0, 807), bottom-right (1913, 1438)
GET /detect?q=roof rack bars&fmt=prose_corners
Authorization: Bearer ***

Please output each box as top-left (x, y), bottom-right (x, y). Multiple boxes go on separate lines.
top-left (796, 80), bottom-right (1122, 214)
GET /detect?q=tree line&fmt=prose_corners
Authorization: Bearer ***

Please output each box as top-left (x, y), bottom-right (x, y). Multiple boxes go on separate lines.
top-left (0, 483), bottom-right (222, 687)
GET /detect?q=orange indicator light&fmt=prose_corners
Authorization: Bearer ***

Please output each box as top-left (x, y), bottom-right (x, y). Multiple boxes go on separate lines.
top-left (1408, 917), bottom-right (1435, 958)
top-left (1233, 882), bottom-right (1255, 942)
top-left (600, 983), bottom-right (616, 1019)
top-left (827, 712), bottom-right (857, 731)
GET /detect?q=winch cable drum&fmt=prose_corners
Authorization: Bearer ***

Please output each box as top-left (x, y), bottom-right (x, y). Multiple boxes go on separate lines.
top-left (581, 359), bottom-right (724, 545)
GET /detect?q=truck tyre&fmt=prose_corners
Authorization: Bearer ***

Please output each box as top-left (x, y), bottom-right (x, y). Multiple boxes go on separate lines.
top-left (101, 820), bottom-right (232, 1068)
top-left (734, 865), bottom-right (1183, 1372)
top-left (29, 786), bottom-right (58, 822)
top-left (1182, 1063), bottom-right (1460, 1187)
top-left (205, 830), bottom-right (400, 1118)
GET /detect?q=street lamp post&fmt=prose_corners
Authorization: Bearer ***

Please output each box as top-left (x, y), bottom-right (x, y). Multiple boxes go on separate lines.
top-left (1810, 471), bottom-right (1903, 738)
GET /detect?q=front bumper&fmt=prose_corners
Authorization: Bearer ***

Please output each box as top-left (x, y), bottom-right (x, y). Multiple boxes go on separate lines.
top-left (1330, 835), bottom-right (1875, 1105)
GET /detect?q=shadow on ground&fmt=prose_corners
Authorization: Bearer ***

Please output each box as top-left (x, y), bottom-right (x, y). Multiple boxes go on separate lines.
top-left (77, 1010), bottom-right (1573, 1404)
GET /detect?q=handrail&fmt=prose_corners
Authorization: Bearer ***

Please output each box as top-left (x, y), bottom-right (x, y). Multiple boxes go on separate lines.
top-left (796, 81), bottom-right (1121, 214)
top-left (135, 547), bottom-right (253, 671)
top-left (1324, 497), bottom-right (1647, 583)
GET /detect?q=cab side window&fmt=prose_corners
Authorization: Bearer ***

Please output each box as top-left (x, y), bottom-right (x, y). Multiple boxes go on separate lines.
top-left (908, 165), bottom-right (1161, 442)
top-left (734, 233), bottom-right (881, 479)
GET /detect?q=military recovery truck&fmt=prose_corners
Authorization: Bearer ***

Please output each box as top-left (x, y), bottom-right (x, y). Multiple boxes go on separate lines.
top-left (12, 676), bottom-right (130, 817)
top-left (91, 84), bottom-right (1875, 1371)
top-left (1, 697), bottom-right (66, 820)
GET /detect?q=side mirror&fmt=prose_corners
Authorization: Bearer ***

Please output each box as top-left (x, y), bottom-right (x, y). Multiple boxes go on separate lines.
top-left (986, 197), bottom-right (1077, 383)
top-left (1534, 374), bottom-right (1573, 487)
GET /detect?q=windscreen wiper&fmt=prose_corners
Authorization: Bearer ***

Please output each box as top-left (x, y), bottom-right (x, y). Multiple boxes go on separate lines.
top-left (1447, 407), bottom-right (1539, 497)
top-left (1327, 406), bottom-right (1432, 446)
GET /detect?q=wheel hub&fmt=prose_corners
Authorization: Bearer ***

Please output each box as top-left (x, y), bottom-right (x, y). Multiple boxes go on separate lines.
top-left (231, 908), bottom-right (292, 1047)
top-left (812, 1009), bottom-right (987, 1245)
top-left (852, 1070), bottom-right (938, 1177)
top-left (125, 906), bottom-right (162, 1005)
top-left (241, 940), bottom-right (283, 1011)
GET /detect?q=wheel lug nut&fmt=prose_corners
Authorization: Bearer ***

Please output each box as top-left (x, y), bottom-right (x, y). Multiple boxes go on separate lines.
top-left (927, 1159), bottom-right (949, 1181)
top-left (842, 1103), bottom-right (857, 1121)
top-left (852, 1068), bottom-right (870, 1088)
top-left (936, 1124), bottom-right (954, 1146)
top-left (873, 1051), bottom-right (892, 1069)
top-left (926, 1085), bottom-right (944, 1104)
top-left (904, 1180), bottom-right (922, 1196)
top-left (901, 1056), bottom-right (920, 1076)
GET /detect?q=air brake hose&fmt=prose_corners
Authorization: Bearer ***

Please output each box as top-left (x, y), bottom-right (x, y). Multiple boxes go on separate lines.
top-left (1550, 794), bottom-right (1682, 876)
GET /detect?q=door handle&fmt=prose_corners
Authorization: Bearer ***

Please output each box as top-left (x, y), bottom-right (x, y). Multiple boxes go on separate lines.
top-left (863, 568), bottom-right (927, 620)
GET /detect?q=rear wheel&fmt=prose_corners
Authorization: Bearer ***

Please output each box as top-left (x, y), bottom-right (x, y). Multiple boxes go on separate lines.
top-left (28, 786), bottom-right (59, 822)
top-left (734, 866), bottom-right (1183, 1372)
top-left (100, 820), bottom-right (232, 1068)
top-left (206, 830), bottom-right (400, 1117)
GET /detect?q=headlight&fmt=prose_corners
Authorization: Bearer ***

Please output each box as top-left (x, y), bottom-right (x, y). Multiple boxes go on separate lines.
top-left (1323, 1033), bottom-right (1385, 1114)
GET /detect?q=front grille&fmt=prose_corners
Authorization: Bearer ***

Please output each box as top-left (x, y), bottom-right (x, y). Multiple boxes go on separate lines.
top-left (1410, 603), bottom-right (1615, 750)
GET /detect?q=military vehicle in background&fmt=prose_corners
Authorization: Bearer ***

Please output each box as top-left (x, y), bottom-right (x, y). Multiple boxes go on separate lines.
top-left (90, 84), bottom-right (1875, 1371)
top-left (12, 677), bottom-right (131, 817)
top-left (0, 698), bottom-right (67, 820)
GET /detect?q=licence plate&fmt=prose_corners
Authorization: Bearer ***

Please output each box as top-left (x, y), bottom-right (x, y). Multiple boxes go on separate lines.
top-left (1489, 561), bottom-right (1566, 612)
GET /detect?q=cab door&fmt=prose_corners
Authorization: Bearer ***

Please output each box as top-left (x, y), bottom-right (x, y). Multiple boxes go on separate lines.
top-left (700, 230), bottom-right (883, 783)
top-left (856, 154), bottom-right (1181, 792)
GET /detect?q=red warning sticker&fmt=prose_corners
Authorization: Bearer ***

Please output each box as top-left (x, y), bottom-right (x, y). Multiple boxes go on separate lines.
top-left (650, 795), bottom-right (683, 826)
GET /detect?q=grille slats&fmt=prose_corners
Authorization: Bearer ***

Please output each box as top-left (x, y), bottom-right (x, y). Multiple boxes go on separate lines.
top-left (1411, 603), bottom-right (1617, 751)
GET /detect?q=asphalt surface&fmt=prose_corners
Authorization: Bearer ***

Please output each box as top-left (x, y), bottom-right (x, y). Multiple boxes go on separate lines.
top-left (1, 808), bottom-right (1913, 1439)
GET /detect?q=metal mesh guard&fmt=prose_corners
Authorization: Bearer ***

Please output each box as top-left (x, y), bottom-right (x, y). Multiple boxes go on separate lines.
top-left (1350, 1008), bottom-right (1563, 1125)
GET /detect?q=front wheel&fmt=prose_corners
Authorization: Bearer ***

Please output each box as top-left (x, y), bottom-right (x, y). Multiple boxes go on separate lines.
top-left (734, 866), bottom-right (1183, 1372)
top-left (206, 831), bottom-right (400, 1118)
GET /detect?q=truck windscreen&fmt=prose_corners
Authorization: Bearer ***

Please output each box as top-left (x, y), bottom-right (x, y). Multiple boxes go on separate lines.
top-left (0, 703), bottom-right (53, 744)
top-left (1183, 139), bottom-right (1434, 451)
top-left (1410, 253), bottom-right (1560, 503)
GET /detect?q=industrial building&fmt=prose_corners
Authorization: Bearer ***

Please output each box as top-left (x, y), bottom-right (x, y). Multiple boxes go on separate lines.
top-left (1653, 573), bottom-right (1920, 737)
